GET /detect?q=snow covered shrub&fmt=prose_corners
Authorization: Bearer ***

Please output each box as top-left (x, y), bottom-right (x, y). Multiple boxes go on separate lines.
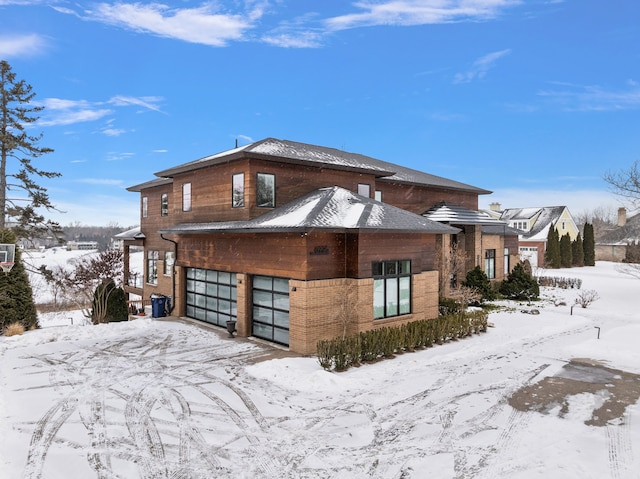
top-left (3, 321), bottom-right (25, 336)
top-left (575, 289), bottom-right (599, 308)
top-left (499, 262), bottom-right (540, 301)
top-left (537, 276), bottom-right (582, 289)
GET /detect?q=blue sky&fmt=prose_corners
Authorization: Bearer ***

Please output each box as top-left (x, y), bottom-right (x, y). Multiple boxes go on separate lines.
top-left (2, 0), bottom-right (639, 227)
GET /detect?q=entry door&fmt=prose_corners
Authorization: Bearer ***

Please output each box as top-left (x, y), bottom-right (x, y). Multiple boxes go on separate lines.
top-left (252, 275), bottom-right (290, 346)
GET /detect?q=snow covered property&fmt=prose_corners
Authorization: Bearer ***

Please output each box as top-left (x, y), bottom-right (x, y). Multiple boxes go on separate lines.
top-left (123, 138), bottom-right (518, 353)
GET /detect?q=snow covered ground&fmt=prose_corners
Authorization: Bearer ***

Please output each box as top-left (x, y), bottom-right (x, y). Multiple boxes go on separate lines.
top-left (1, 261), bottom-right (639, 478)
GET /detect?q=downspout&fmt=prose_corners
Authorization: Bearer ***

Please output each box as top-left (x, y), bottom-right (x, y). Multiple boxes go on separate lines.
top-left (160, 233), bottom-right (177, 314)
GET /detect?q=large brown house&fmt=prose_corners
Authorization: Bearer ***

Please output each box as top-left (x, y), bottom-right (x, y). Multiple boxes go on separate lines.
top-left (124, 138), bottom-right (516, 354)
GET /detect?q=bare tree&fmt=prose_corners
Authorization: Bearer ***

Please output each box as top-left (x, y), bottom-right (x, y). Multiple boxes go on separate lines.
top-left (435, 239), bottom-right (468, 297)
top-left (604, 160), bottom-right (640, 207)
top-left (45, 249), bottom-right (124, 322)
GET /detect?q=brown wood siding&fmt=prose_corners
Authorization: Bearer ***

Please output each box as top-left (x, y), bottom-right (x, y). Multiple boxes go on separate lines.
top-left (376, 183), bottom-right (479, 213)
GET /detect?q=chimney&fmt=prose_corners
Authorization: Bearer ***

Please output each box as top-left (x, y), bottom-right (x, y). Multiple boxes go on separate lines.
top-left (618, 207), bottom-right (627, 227)
top-left (490, 202), bottom-right (502, 212)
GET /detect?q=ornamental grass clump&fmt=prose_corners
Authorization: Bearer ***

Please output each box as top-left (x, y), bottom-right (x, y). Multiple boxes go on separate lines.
top-left (3, 321), bottom-right (25, 337)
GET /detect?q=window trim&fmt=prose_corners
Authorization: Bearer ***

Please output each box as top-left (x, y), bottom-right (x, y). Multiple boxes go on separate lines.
top-left (232, 173), bottom-right (245, 208)
top-left (373, 260), bottom-right (411, 319)
top-left (182, 183), bottom-right (192, 212)
top-left (161, 193), bottom-right (169, 216)
top-left (147, 250), bottom-right (159, 285)
top-left (485, 249), bottom-right (496, 280)
top-left (256, 172), bottom-right (275, 208)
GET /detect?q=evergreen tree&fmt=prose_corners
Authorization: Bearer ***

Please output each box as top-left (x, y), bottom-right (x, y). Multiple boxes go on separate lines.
top-left (0, 229), bottom-right (38, 332)
top-left (560, 233), bottom-right (573, 268)
top-left (572, 233), bottom-right (584, 267)
top-left (544, 225), bottom-right (561, 268)
top-left (583, 223), bottom-right (596, 266)
top-left (462, 265), bottom-right (496, 301)
top-left (624, 241), bottom-right (640, 263)
top-left (0, 60), bottom-right (62, 240)
top-left (499, 262), bottom-right (540, 300)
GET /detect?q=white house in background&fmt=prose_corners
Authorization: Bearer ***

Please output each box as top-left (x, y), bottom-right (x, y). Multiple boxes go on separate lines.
top-left (485, 203), bottom-right (579, 268)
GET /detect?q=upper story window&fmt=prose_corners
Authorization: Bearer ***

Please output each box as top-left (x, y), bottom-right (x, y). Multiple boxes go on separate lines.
top-left (358, 183), bottom-right (371, 197)
top-left (142, 197), bottom-right (148, 218)
top-left (232, 173), bottom-right (245, 208)
top-left (182, 183), bottom-right (192, 212)
top-left (373, 260), bottom-right (411, 319)
top-left (256, 173), bottom-right (275, 208)
top-left (375, 190), bottom-right (382, 202)
top-left (161, 193), bottom-right (169, 216)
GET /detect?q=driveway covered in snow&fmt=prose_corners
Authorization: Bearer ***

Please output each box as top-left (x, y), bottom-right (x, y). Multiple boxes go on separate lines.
top-left (2, 262), bottom-right (640, 478)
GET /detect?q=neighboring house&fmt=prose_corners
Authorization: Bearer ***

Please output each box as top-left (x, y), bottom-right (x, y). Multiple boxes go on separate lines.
top-left (66, 241), bottom-right (99, 251)
top-left (487, 204), bottom-right (579, 268)
top-left (124, 138), bottom-right (513, 354)
top-left (595, 207), bottom-right (640, 261)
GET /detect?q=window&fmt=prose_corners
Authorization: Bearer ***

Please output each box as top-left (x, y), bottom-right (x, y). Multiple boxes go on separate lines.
top-left (147, 250), bottom-right (158, 285)
top-left (232, 173), bottom-right (245, 208)
top-left (164, 251), bottom-right (174, 276)
top-left (373, 260), bottom-right (411, 319)
top-left (142, 197), bottom-right (148, 218)
top-left (375, 190), bottom-right (382, 202)
top-left (182, 183), bottom-right (191, 212)
top-left (161, 193), bottom-right (169, 216)
top-left (504, 248), bottom-right (509, 275)
top-left (358, 184), bottom-right (371, 197)
top-left (256, 173), bottom-right (275, 207)
top-left (485, 249), bottom-right (496, 279)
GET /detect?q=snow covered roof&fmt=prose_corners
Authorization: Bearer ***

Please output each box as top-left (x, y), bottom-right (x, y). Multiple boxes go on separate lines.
top-left (113, 226), bottom-right (145, 240)
top-left (500, 206), bottom-right (567, 240)
top-left (159, 186), bottom-right (460, 235)
top-left (422, 201), bottom-right (504, 225)
top-left (126, 177), bottom-right (173, 193)
top-left (152, 138), bottom-right (490, 195)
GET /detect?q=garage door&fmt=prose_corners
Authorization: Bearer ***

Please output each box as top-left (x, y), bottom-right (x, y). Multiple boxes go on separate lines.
top-left (185, 268), bottom-right (237, 327)
top-left (252, 275), bottom-right (290, 346)
top-left (519, 247), bottom-right (538, 268)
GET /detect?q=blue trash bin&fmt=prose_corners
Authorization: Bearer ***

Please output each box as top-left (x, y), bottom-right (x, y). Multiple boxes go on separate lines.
top-left (151, 294), bottom-right (167, 318)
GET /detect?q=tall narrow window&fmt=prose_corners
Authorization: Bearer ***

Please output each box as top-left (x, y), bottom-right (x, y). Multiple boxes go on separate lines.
top-left (142, 197), bottom-right (148, 218)
top-left (161, 193), bottom-right (169, 216)
top-left (375, 190), bottom-right (382, 202)
top-left (232, 173), bottom-right (245, 208)
top-left (485, 249), bottom-right (496, 279)
top-left (182, 183), bottom-right (191, 212)
top-left (358, 184), bottom-right (371, 197)
top-left (147, 250), bottom-right (158, 285)
top-left (164, 251), bottom-right (174, 276)
top-left (373, 260), bottom-right (411, 319)
top-left (256, 173), bottom-right (275, 208)
top-left (504, 248), bottom-right (510, 275)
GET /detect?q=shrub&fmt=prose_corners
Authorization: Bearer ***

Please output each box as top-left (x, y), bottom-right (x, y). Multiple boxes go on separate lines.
top-left (316, 310), bottom-right (489, 372)
top-left (463, 266), bottom-right (496, 301)
top-left (537, 276), bottom-right (582, 289)
top-left (92, 279), bottom-right (129, 324)
top-left (575, 289), bottom-right (599, 308)
top-left (499, 262), bottom-right (540, 300)
top-left (439, 297), bottom-right (462, 316)
top-left (3, 321), bottom-right (25, 337)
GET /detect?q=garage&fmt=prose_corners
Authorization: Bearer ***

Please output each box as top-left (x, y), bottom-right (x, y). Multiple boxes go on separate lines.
top-left (252, 275), bottom-right (290, 346)
top-left (185, 268), bottom-right (237, 327)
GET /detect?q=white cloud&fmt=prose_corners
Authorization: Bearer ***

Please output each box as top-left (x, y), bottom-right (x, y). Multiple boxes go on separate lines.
top-left (37, 96), bottom-right (164, 128)
top-left (538, 83), bottom-right (640, 111)
top-left (453, 48), bottom-right (511, 84)
top-left (325, 0), bottom-right (520, 30)
top-left (109, 95), bottom-right (164, 113)
top-left (78, 2), bottom-right (261, 47)
top-left (0, 33), bottom-right (47, 57)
